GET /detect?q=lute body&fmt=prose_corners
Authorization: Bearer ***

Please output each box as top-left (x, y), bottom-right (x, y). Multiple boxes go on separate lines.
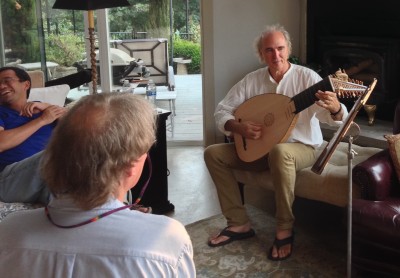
top-left (233, 74), bottom-right (367, 162)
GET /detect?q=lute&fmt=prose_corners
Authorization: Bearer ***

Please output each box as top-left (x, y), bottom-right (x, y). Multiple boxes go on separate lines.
top-left (233, 70), bottom-right (367, 162)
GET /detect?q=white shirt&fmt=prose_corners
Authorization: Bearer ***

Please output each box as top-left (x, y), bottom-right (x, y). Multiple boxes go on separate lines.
top-left (215, 63), bottom-right (348, 148)
top-left (0, 197), bottom-right (196, 278)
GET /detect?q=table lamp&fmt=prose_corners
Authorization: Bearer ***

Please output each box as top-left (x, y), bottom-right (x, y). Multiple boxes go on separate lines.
top-left (52, 0), bottom-right (131, 93)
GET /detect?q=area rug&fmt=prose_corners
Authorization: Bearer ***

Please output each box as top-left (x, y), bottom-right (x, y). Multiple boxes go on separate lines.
top-left (0, 202), bottom-right (42, 222)
top-left (186, 205), bottom-right (347, 277)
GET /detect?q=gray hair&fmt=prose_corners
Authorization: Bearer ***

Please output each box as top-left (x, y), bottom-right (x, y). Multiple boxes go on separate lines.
top-left (41, 92), bottom-right (156, 210)
top-left (254, 24), bottom-right (292, 63)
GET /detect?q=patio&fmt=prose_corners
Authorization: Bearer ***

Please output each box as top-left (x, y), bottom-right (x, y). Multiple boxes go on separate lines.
top-left (67, 74), bottom-right (204, 145)
top-left (161, 74), bottom-right (203, 145)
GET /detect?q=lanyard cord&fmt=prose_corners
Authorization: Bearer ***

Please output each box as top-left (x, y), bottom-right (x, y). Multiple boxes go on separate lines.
top-left (45, 204), bottom-right (134, 229)
top-left (132, 154), bottom-right (152, 205)
top-left (45, 154), bottom-right (153, 229)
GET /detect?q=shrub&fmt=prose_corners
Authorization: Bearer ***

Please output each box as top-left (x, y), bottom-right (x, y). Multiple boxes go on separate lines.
top-left (173, 38), bottom-right (201, 74)
top-left (45, 33), bottom-right (85, 67)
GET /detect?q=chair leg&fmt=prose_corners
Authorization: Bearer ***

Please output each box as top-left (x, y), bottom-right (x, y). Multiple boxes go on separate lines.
top-left (172, 99), bottom-right (176, 116)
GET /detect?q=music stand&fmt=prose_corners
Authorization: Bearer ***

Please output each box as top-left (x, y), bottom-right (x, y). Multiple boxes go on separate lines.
top-left (311, 78), bottom-right (378, 278)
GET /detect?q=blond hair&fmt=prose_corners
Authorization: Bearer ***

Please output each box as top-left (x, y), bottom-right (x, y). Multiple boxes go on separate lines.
top-left (41, 93), bottom-right (156, 210)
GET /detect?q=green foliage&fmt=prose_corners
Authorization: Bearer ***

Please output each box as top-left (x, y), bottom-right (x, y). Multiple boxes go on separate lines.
top-left (187, 20), bottom-right (201, 44)
top-left (173, 38), bottom-right (201, 74)
top-left (108, 4), bottom-right (148, 33)
top-left (289, 55), bottom-right (322, 73)
top-left (1, 0), bottom-right (40, 62)
top-left (45, 33), bottom-right (85, 67)
top-left (288, 55), bottom-right (301, 65)
top-left (172, 0), bottom-right (200, 34)
top-left (4, 0), bottom-right (202, 73)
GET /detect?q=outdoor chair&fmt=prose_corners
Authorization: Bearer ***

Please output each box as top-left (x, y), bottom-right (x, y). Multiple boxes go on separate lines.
top-left (111, 38), bottom-right (175, 91)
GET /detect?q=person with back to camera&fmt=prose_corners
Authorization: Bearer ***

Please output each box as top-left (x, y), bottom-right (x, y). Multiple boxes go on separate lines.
top-left (204, 24), bottom-right (348, 261)
top-left (0, 92), bottom-right (196, 277)
top-left (0, 66), bottom-right (66, 204)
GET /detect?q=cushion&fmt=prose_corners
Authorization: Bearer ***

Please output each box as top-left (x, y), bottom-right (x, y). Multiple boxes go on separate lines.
top-left (384, 134), bottom-right (400, 183)
top-left (233, 141), bottom-right (382, 207)
top-left (27, 70), bottom-right (44, 88)
top-left (28, 84), bottom-right (70, 107)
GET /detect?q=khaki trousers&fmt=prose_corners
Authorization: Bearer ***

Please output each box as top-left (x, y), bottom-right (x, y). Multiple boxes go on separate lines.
top-left (204, 142), bottom-right (316, 230)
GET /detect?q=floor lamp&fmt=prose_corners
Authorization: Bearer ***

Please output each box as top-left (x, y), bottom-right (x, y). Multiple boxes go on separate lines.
top-left (312, 77), bottom-right (378, 278)
top-left (52, 0), bottom-right (131, 93)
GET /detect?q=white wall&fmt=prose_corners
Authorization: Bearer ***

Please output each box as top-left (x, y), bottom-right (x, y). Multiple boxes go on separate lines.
top-left (201, 0), bottom-right (307, 146)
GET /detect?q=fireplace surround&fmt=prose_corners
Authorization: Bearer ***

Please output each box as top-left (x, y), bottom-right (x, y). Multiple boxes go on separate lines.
top-left (307, 0), bottom-right (400, 121)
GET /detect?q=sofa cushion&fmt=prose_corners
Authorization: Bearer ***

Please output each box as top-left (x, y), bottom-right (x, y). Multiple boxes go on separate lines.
top-left (384, 134), bottom-right (400, 183)
top-left (233, 141), bottom-right (382, 207)
top-left (28, 84), bottom-right (70, 107)
top-left (27, 70), bottom-right (45, 88)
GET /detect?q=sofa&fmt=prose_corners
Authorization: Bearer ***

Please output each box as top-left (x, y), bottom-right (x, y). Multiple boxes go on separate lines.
top-left (351, 102), bottom-right (400, 277)
top-left (234, 140), bottom-right (382, 209)
top-left (0, 70), bottom-right (92, 222)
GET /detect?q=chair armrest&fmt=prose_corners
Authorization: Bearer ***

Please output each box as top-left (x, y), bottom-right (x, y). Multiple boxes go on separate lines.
top-left (45, 69), bottom-right (92, 89)
top-left (352, 149), bottom-right (398, 200)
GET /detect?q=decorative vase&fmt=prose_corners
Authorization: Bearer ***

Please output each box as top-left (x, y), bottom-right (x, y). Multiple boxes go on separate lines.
top-left (363, 104), bottom-right (377, 126)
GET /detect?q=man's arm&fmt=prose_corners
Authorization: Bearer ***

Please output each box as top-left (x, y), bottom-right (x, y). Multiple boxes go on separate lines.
top-left (0, 105), bottom-right (65, 152)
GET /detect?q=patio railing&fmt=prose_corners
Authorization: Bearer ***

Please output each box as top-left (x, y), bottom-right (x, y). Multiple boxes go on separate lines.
top-left (109, 32), bottom-right (193, 41)
top-left (109, 31), bottom-right (147, 40)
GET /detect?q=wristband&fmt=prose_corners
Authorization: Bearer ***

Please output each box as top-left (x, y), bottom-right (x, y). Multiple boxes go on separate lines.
top-left (330, 105), bottom-right (342, 116)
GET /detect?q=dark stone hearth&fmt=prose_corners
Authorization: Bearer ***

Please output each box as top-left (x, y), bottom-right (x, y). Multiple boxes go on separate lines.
top-left (307, 0), bottom-right (400, 121)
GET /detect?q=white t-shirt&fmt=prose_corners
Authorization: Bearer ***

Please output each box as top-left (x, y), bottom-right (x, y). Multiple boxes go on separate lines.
top-left (214, 63), bottom-right (348, 148)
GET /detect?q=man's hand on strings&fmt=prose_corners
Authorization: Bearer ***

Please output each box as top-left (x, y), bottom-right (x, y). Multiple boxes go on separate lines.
top-left (238, 121), bottom-right (262, 140)
top-left (315, 90), bottom-right (341, 115)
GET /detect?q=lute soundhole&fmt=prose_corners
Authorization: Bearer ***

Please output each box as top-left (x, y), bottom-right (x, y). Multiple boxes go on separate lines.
top-left (263, 113), bottom-right (274, 126)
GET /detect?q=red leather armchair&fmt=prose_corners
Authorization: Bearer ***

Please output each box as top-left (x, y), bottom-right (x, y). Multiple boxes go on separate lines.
top-left (352, 102), bottom-right (400, 277)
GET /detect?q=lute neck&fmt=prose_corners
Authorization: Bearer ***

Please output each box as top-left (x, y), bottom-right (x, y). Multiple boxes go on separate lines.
top-left (292, 77), bottom-right (332, 114)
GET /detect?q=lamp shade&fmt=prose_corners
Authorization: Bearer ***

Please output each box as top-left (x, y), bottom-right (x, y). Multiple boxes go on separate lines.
top-left (53, 0), bottom-right (131, 10)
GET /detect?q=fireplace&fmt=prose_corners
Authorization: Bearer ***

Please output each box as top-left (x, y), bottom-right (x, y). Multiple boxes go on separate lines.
top-left (307, 0), bottom-right (400, 121)
top-left (318, 36), bottom-right (399, 120)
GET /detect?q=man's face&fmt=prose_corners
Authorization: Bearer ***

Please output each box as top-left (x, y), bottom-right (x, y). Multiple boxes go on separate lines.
top-left (0, 70), bottom-right (30, 105)
top-left (260, 31), bottom-right (290, 73)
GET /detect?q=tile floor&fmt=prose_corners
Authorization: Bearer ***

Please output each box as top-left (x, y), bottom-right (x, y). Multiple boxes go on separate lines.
top-left (165, 145), bottom-right (221, 225)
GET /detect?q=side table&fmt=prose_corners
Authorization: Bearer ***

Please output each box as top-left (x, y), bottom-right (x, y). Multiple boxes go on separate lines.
top-left (130, 110), bottom-right (175, 214)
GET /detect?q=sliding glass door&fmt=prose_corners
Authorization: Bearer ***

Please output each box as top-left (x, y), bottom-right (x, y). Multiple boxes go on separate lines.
top-left (0, 0), bottom-right (85, 81)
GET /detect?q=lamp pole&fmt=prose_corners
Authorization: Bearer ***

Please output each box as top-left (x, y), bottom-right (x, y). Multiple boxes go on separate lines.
top-left (186, 0), bottom-right (189, 36)
top-left (87, 10), bottom-right (98, 93)
top-left (0, 3), bottom-right (5, 67)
